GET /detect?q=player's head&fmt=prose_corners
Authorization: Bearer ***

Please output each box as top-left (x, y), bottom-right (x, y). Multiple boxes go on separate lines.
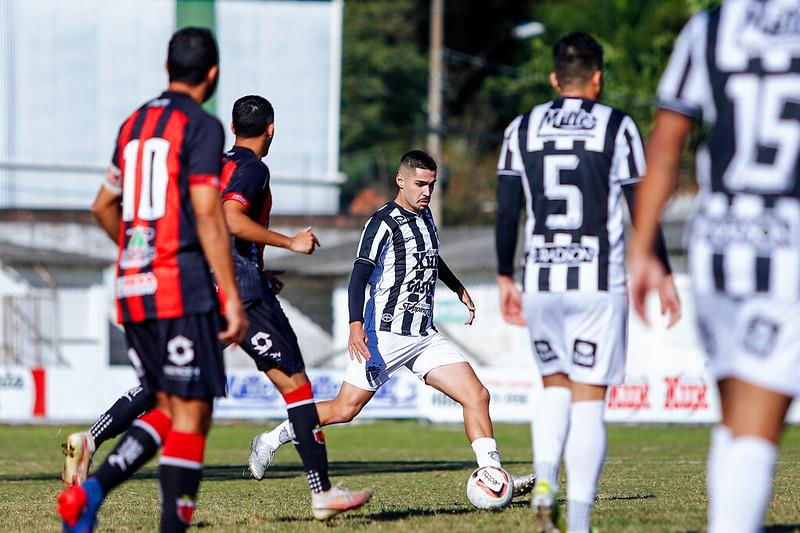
top-left (395, 150), bottom-right (437, 213)
top-left (232, 95), bottom-right (275, 156)
top-left (550, 32), bottom-right (604, 99)
top-left (167, 27), bottom-right (219, 103)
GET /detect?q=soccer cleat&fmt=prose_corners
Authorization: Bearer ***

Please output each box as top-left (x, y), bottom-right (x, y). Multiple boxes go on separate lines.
top-left (248, 433), bottom-right (277, 480)
top-left (311, 485), bottom-right (373, 521)
top-left (57, 478), bottom-right (103, 532)
top-left (62, 432), bottom-right (95, 488)
top-left (511, 472), bottom-right (536, 499)
top-left (531, 480), bottom-right (561, 533)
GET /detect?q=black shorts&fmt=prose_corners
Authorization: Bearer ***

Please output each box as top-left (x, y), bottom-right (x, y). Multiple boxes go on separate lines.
top-left (124, 311), bottom-right (226, 399)
top-left (239, 291), bottom-right (305, 374)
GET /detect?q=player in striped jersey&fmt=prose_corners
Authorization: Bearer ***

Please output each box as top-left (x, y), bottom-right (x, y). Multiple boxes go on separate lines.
top-left (58, 28), bottom-right (248, 533)
top-left (495, 33), bottom-right (680, 533)
top-left (250, 150), bottom-right (536, 497)
top-left (630, 2), bottom-right (800, 531)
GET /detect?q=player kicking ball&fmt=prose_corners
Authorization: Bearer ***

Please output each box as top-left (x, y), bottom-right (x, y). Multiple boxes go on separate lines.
top-left (60, 95), bottom-right (372, 522)
top-left (495, 34), bottom-right (680, 533)
top-left (249, 150), bottom-right (536, 500)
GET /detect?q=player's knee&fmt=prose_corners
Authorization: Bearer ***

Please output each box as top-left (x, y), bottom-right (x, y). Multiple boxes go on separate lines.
top-left (478, 385), bottom-right (491, 407)
top-left (463, 385), bottom-right (490, 409)
top-left (330, 401), bottom-right (360, 424)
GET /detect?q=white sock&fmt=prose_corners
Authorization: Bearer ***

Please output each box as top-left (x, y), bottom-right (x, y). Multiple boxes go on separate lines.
top-left (471, 437), bottom-right (501, 468)
top-left (706, 424), bottom-right (732, 530)
top-left (263, 419), bottom-right (293, 448)
top-left (533, 386), bottom-right (572, 491)
top-left (565, 400), bottom-right (606, 533)
top-left (711, 436), bottom-right (777, 533)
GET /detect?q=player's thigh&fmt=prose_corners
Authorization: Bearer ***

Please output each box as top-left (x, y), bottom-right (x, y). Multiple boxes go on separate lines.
top-left (410, 333), bottom-right (469, 389)
top-left (159, 312), bottom-right (227, 400)
top-left (729, 296), bottom-right (800, 398)
top-left (343, 330), bottom-right (416, 392)
top-left (522, 292), bottom-right (569, 376)
top-left (563, 291), bottom-right (627, 386)
top-left (239, 299), bottom-right (305, 377)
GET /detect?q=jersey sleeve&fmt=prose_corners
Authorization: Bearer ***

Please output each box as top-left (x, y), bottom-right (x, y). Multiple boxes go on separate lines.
top-left (610, 114), bottom-right (647, 186)
top-left (222, 162), bottom-right (267, 209)
top-left (355, 215), bottom-right (391, 266)
top-left (103, 124), bottom-right (125, 195)
top-left (657, 11), bottom-right (713, 121)
top-left (186, 114), bottom-right (225, 188)
top-left (497, 115), bottom-right (525, 178)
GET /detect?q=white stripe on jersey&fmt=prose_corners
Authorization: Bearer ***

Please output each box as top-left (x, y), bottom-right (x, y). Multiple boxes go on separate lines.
top-left (358, 203), bottom-right (439, 337)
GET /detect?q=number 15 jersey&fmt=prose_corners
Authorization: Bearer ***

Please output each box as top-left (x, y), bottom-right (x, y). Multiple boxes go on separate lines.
top-left (498, 97), bottom-right (645, 293)
top-left (659, 0), bottom-right (800, 299)
top-left (104, 91), bottom-right (225, 323)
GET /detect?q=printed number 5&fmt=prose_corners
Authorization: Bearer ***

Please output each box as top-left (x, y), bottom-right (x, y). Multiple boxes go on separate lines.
top-left (544, 154), bottom-right (582, 230)
top-left (122, 138), bottom-right (171, 221)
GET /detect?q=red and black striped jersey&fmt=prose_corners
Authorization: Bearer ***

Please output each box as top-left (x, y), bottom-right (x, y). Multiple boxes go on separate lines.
top-left (105, 91), bottom-right (225, 323)
top-left (219, 146), bottom-right (272, 305)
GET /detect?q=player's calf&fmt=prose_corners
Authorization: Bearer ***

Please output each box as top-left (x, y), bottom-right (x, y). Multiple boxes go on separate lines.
top-left (284, 382), bottom-right (332, 494)
top-left (159, 430), bottom-right (206, 532)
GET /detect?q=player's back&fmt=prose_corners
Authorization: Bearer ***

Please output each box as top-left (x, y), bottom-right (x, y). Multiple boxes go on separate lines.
top-left (113, 91), bottom-right (224, 323)
top-left (500, 97), bottom-right (644, 293)
top-left (658, 0), bottom-right (800, 297)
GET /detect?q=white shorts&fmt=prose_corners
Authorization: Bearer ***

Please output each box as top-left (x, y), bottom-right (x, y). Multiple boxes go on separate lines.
top-left (523, 291), bottom-right (628, 385)
top-left (694, 292), bottom-right (800, 397)
top-left (344, 330), bottom-right (465, 392)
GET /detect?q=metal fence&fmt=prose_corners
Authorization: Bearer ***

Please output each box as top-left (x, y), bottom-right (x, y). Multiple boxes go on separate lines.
top-left (1, 291), bottom-right (62, 367)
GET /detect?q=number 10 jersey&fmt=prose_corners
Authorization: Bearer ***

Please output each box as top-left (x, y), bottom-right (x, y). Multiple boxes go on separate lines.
top-left (498, 96), bottom-right (646, 293)
top-left (105, 91), bottom-right (225, 323)
top-left (659, 0), bottom-right (800, 299)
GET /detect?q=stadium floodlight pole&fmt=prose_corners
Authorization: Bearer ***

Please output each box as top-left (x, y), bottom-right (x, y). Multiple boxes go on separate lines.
top-left (427, 0), bottom-right (445, 224)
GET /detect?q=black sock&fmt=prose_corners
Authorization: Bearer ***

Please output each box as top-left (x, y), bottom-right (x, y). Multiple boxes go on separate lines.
top-left (159, 431), bottom-right (205, 533)
top-left (90, 386), bottom-right (156, 448)
top-left (285, 399), bottom-right (331, 492)
top-left (92, 408), bottom-right (170, 495)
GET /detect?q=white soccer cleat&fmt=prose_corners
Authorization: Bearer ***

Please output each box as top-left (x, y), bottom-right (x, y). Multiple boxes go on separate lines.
top-left (531, 480), bottom-right (561, 533)
top-left (511, 472), bottom-right (537, 499)
top-left (248, 433), bottom-right (276, 480)
top-left (311, 485), bottom-right (373, 521)
top-left (61, 432), bottom-right (95, 488)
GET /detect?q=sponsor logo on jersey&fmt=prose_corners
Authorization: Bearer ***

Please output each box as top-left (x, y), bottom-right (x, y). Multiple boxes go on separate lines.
top-left (120, 226), bottom-right (156, 269)
top-left (744, 4), bottom-right (800, 40)
top-left (693, 212), bottom-right (793, 251)
top-left (406, 278), bottom-right (436, 296)
top-left (412, 249), bottom-right (439, 270)
top-left (116, 273), bottom-right (158, 297)
top-left (381, 313), bottom-right (394, 323)
top-left (401, 301), bottom-right (432, 316)
top-left (664, 376), bottom-right (709, 410)
top-left (393, 215), bottom-right (408, 226)
top-left (539, 108), bottom-right (597, 132)
top-left (607, 381), bottom-right (651, 410)
top-left (532, 244), bottom-right (597, 266)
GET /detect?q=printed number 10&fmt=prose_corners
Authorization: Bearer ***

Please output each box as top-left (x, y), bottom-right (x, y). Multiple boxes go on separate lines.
top-left (121, 138), bottom-right (170, 222)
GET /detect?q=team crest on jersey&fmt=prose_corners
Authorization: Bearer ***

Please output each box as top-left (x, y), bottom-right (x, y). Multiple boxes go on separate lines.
top-left (572, 339), bottom-right (597, 367)
top-left (120, 226), bottom-right (156, 268)
top-left (539, 108), bottom-right (597, 134)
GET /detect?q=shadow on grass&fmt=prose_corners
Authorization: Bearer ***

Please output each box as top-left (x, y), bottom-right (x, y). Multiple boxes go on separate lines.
top-left (598, 493), bottom-right (656, 502)
top-left (681, 526), bottom-right (799, 533)
top-left (0, 459), bottom-right (531, 483)
top-left (272, 505), bottom-right (476, 524)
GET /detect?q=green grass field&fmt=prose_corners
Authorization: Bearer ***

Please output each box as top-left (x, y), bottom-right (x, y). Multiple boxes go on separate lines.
top-left (1, 421), bottom-right (799, 532)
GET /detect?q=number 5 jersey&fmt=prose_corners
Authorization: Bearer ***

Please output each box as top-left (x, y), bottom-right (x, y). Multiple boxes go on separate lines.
top-left (104, 91), bottom-right (225, 323)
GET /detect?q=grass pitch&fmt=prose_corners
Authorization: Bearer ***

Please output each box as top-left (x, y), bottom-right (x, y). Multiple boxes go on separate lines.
top-left (1, 421), bottom-right (799, 532)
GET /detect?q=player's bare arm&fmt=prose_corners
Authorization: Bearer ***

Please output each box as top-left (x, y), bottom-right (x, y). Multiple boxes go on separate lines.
top-left (629, 109), bottom-right (693, 324)
top-left (90, 186), bottom-right (122, 244)
top-left (222, 200), bottom-right (320, 254)
top-left (191, 184), bottom-right (248, 344)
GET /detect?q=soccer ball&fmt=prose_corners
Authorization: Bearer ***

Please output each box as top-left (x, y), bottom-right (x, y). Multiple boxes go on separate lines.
top-left (466, 466), bottom-right (513, 510)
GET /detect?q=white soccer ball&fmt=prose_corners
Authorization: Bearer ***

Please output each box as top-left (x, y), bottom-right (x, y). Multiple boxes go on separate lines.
top-left (466, 466), bottom-right (513, 510)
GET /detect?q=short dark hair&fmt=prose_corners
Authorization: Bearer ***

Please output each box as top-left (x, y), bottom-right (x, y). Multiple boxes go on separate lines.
top-left (232, 95), bottom-right (274, 138)
top-left (399, 150), bottom-right (437, 172)
top-left (553, 32), bottom-right (603, 87)
top-left (167, 27), bottom-right (219, 85)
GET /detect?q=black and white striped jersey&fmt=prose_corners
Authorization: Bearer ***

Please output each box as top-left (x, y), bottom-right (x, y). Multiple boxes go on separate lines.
top-left (498, 97), bottom-right (646, 293)
top-left (659, 0), bottom-right (800, 299)
top-left (355, 201), bottom-right (439, 336)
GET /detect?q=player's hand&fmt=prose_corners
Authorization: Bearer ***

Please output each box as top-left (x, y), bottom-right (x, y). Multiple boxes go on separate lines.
top-left (348, 321), bottom-right (371, 363)
top-left (497, 275), bottom-right (526, 326)
top-left (457, 287), bottom-right (476, 325)
top-left (658, 273), bottom-right (682, 328)
top-left (220, 298), bottom-right (249, 345)
top-left (629, 248), bottom-right (667, 327)
top-left (289, 227), bottom-right (321, 254)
